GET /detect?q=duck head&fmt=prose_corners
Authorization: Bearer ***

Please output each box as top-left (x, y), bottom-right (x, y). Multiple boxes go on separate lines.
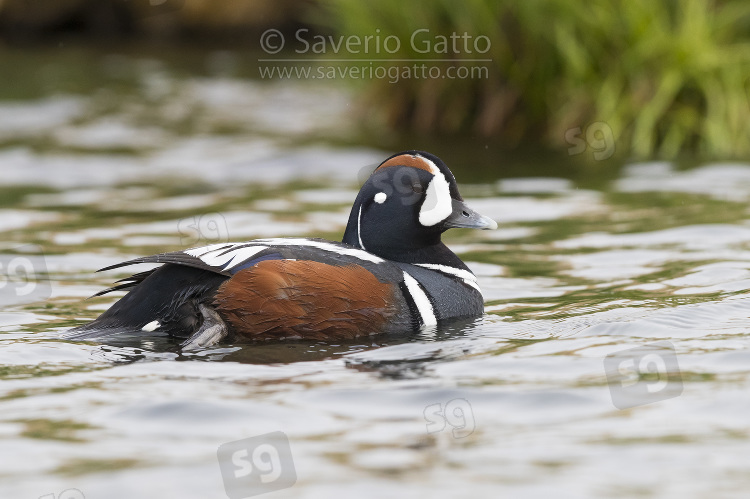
top-left (342, 150), bottom-right (497, 265)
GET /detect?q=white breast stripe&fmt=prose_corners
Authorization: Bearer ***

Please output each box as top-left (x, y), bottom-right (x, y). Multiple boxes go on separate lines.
top-left (252, 238), bottom-right (384, 263)
top-left (357, 205), bottom-right (365, 250)
top-left (415, 263), bottom-right (476, 282)
top-left (415, 263), bottom-right (483, 294)
top-left (402, 271), bottom-right (437, 327)
top-left (461, 279), bottom-right (482, 293)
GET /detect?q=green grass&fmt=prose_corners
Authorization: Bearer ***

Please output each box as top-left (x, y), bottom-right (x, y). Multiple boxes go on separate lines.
top-left (315, 0), bottom-right (750, 159)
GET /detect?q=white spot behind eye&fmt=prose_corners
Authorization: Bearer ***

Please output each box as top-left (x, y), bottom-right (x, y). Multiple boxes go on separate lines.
top-left (374, 192), bottom-right (387, 204)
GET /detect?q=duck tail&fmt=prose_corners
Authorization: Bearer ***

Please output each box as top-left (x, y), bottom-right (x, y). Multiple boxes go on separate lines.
top-left (63, 264), bottom-right (228, 341)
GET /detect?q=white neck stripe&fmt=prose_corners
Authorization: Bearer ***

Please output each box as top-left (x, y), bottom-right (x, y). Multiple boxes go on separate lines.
top-left (357, 205), bottom-right (365, 250)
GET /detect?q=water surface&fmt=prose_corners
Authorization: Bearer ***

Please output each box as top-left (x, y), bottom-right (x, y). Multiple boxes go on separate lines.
top-left (1, 46), bottom-right (750, 499)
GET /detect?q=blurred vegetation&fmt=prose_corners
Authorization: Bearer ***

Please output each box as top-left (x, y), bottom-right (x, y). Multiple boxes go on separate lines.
top-left (0, 0), bottom-right (310, 39)
top-left (1, 0), bottom-right (750, 159)
top-left (317, 0), bottom-right (750, 159)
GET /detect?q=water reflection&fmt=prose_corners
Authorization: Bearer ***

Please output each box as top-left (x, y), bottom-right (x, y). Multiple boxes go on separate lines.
top-left (74, 317), bottom-right (481, 370)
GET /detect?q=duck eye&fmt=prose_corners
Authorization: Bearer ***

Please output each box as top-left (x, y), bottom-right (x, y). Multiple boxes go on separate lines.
top-left (412, 184), bottom-right (424, 194)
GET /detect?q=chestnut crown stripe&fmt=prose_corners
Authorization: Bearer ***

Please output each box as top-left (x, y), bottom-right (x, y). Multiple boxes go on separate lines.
top-left (375, 153), bottom-right (436, 173)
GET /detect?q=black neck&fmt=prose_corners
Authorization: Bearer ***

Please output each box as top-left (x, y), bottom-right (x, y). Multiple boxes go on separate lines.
top-left (342, 225), bottom-right (470, 270)
top-left (341, 194), bottom-right (470, 271)
top-left (377, 242), bottom-right (470, 270)
top-left (341, 216), bottom-right (361, 249)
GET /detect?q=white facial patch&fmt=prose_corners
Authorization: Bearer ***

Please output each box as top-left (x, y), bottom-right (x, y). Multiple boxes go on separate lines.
top-left (418, 169), bottom-right (453, 226)
top-left (374, 192), bottom-right (387, 204)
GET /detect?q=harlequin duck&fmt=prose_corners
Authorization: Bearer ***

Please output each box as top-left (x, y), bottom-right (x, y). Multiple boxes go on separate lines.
top-left (66, 151), bottom-right (497, 349)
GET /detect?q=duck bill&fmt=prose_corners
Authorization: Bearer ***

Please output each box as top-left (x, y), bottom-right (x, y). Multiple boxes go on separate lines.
top-left (442, 199), bottom-right (498, 230)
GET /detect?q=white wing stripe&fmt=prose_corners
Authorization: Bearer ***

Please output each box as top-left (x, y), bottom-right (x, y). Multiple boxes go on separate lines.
top-left (184, 245), bottom-right (269, 269)
top-left (198, 248), bottom-right (241, 267)
top-left (184, 243), bottom-right (235, 257)
top-left (183, 238), bottom-right (384, 269)
top-left (252, 238), bottom-right (384, 263)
